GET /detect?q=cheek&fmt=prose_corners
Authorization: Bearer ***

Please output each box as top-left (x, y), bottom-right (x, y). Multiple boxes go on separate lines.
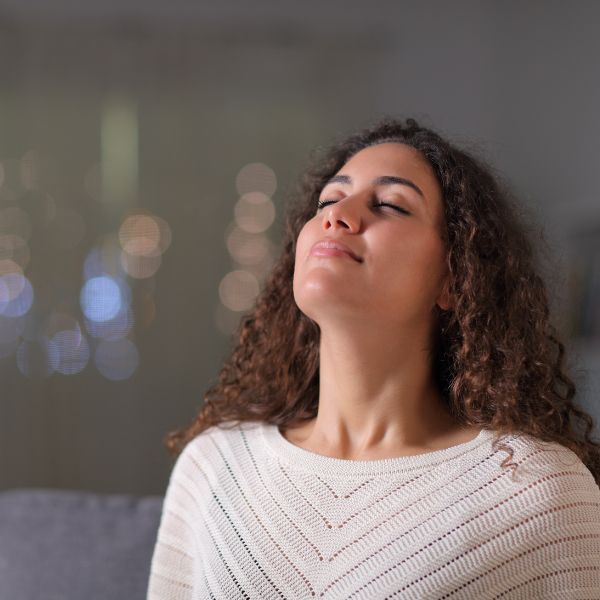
top-left (412, 238), bottom-right (448, 295)
top-left (378, 234), bottom-right (447, 292)
top-left (400, 225), bottom-right (445, 262)
top-left (423, 234), bottom-right (447, 270)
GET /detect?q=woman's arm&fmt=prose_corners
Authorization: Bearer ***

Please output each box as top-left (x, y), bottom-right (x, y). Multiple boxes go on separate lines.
top-left (146, 447), bottom-right (198, 599)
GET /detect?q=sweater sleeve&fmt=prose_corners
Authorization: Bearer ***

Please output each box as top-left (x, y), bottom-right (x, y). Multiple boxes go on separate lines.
top-left (146, 443), bottom-right (199, 600)
top-left (491, 454), bottom-right (600, 599)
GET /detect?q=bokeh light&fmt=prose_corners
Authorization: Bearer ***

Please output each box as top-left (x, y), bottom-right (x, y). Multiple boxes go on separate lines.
top-left (234, 192), bottom-right (276, 234)
top-left (84, 235), bottom-right (125, 279)
top-left (84, 303), bottom-right (134, 341)
top-left (51, 329), bottom-right (90, 375)
top-left (152, 215), bottom-right (172, 254)
top-left (216, 162), bottom-right (278, 336)
top-left (94, 338), bottom-right (139, 380)
top-left (118, 211), bottom-right (172, 255)
top-left (225, 224), bottom-right (273, 266)
top-left (80, 276), bottom-right (123, 322)
top-left (0, 259), bottom-right (22, 276)
top-left (119, 213), bottom-right (161, 256)
top-left (218, 269), bottom-right (260, 312)
top-left (0, 141), bottom-right (169, 380)
top-left (235, 162), bottom-right (277, 197)
top-left (0, 273), bottom-right (34, 317)
top-left (117, 211), bottom-right (171, 279)
top-left (120, 251), bottom-right (161, 279)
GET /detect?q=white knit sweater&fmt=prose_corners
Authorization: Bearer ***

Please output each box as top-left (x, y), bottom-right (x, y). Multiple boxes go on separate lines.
top-left (146, 420), bottom-right (600, 599)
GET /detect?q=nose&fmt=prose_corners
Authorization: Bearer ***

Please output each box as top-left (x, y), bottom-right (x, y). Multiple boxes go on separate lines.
top-left (321, 196), bottom-right (361, 232)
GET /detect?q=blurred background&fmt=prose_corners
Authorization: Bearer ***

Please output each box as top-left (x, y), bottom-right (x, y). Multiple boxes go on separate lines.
top-left (0, 0), bottom-right (599, 496)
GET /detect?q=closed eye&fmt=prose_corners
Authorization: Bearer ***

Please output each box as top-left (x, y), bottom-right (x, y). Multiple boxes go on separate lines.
top-left (316, 198), bottom-right (411, 216)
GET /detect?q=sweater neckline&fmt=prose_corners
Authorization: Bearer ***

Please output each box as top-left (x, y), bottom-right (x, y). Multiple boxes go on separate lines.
top-left (260, 421), bottom-right (495, 476)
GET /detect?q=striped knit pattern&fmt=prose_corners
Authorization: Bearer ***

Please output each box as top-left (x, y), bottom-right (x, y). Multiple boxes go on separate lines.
top-left (147, 420), bottom-right (600, 599)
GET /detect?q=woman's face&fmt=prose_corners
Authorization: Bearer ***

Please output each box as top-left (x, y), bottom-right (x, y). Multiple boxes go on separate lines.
top-left (293, 142), bottom-right (451, 332)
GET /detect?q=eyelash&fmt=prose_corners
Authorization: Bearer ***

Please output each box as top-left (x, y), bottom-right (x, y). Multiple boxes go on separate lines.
top-left (316, 199), bottom-right (411, 216)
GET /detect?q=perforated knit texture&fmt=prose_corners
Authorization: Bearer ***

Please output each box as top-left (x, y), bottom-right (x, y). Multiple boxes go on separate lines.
top-left (147, 421), bottom-right (600, 599)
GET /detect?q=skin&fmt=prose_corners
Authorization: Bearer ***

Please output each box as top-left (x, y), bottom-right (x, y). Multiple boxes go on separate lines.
top-left (287, 142), bottom-right (482, 460)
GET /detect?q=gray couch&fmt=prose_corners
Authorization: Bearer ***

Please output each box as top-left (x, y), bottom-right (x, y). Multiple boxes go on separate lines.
top-left (0, 488), bottom-right (163, 600)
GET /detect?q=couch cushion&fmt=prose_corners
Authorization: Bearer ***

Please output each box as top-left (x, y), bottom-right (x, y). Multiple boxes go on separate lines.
top-left (0, 488), bottom-right (163, 600)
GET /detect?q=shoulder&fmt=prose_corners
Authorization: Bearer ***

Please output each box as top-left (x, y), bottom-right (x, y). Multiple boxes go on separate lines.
top-left (180, 419), bottom-right (262, 456)
top-left (170, 420), bottom-right (263, 484)
top-left (499, 432), bottom-right (598, 487)
top-left (491, 431), bottom-right (599, 519)
top-left (481, 433), bottom-right (600, 595)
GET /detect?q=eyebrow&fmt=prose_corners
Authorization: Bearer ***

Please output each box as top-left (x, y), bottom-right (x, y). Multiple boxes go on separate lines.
top-left (323, 174), bottom-right (425, 198)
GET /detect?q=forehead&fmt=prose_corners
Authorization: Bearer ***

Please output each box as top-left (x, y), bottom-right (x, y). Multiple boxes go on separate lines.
top-left (334, 142), bottom-right (442, 201)
top-left (341, 142), bottom-right (434, 177)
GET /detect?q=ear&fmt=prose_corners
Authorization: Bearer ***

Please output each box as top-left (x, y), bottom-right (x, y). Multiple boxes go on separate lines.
top-left (435, 275), bottom-right (453, 311)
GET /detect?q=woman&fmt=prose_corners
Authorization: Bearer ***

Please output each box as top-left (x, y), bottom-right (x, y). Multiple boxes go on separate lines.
top-left (147, 117), bottom-right (600, 599)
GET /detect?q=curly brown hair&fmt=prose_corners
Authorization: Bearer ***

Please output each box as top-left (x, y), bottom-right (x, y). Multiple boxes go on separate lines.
top-left (164, 116), bottom-right (600, 485)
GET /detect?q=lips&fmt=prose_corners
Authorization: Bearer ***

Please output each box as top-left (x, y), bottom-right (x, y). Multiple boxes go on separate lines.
top-left (310, 239), bottom-right (362, 262)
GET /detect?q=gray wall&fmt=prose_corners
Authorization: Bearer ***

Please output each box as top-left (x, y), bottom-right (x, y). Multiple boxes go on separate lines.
top-left (1, 0), bottom-right (598, 495)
